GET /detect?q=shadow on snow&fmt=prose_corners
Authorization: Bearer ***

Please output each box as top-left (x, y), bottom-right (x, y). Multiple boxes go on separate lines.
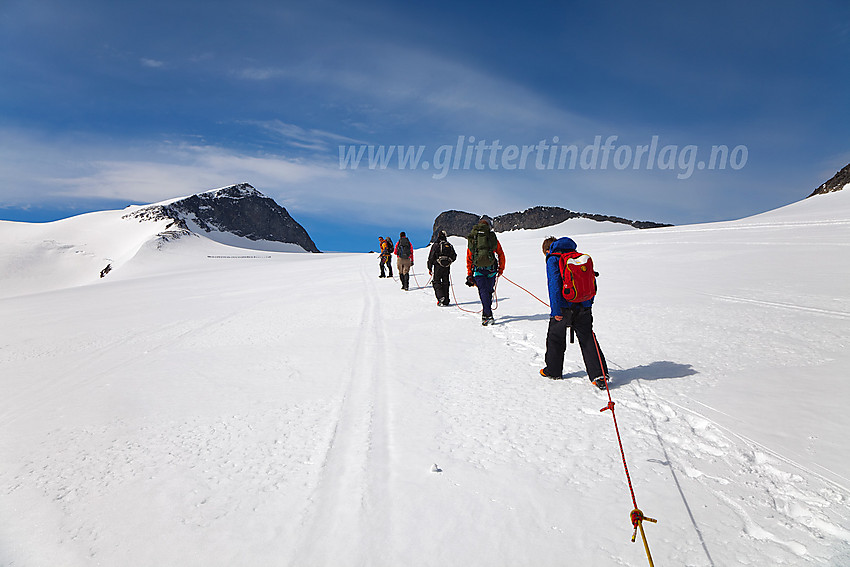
top-left (559, 361), bottom-right (698, 387)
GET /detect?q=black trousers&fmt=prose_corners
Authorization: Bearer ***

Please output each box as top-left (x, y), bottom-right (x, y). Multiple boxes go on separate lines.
top-left (543, 306), bottom-right (608, 379)
top-left (379, 255), bottom-right (393, 277)
top-left (432, 265), bottom-right (450, 303)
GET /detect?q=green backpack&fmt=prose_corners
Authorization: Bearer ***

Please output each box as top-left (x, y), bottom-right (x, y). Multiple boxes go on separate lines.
top-left (468, 223), bottom-right (497, 268)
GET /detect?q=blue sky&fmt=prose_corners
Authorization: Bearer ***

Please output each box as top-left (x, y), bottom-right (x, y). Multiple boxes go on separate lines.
top-left (1, 0), bottom-right (848, 252)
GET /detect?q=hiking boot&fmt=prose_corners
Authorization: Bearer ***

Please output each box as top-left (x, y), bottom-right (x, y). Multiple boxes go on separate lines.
top-left (481, 315), bottom-right (495, 326)
top-left (540, 368), bottom-right (560, 379)
top-left (592, 376), bottom-right (608, 390)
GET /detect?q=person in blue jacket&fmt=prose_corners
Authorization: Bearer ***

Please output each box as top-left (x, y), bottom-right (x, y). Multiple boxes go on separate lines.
top-left (539, 236), bottom-right (609, 389)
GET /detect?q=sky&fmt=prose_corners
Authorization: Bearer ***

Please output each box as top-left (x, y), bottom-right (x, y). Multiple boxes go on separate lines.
top-left (1, 0), bottom-right (849, 252)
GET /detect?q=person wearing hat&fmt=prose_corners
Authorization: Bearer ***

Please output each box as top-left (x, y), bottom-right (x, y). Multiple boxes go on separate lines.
top-left (539, 236), bottom-right (609, 389)
top-left (427, 230), bottom-right (457, 306)
top-left (465, 216), bottom-right (505, 325)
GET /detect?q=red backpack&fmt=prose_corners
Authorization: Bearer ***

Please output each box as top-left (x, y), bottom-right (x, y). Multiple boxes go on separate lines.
top-left (553, 250), bottom-right (597, 303)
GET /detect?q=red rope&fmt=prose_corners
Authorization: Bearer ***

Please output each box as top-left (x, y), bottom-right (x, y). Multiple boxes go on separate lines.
top-left (448, 274), bottom-right (499, 313)
top-left (451, 270), bottom-right (657, 560)
top-left (500, 274), bottom-right (550, 307)
top-left (593, 332), bottom-right (656, 561)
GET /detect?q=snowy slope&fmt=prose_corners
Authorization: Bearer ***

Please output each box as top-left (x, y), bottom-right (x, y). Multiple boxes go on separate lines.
top-left (0, 189), bottom-right (309, 299)
top-left (0, 208), bottom-right (178, 299)
top-left (1, 192), bottom-right (849, 566)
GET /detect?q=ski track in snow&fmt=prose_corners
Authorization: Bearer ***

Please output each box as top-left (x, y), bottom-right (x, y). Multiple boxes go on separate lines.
top-left (289, 264), bottom-right (393, 566)
top-left (705, 293), bottom-right (850, 320)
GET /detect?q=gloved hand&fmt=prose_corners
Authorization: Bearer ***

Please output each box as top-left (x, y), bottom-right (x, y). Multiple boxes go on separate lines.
top-left (465, 275), bottom-right (476, 287)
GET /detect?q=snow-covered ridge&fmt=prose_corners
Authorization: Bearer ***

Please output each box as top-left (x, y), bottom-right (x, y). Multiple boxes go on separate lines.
top-left (0, 184), bottom-right (317, 299)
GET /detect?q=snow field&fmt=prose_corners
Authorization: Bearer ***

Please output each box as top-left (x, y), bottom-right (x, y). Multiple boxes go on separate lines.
top-left (1, 190), bottom-right (850, 565)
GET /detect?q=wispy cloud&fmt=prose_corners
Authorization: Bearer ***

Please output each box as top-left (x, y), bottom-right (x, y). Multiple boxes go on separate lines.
top-left (231, 43), bottom-right (598, 138)
top-left (0, 127), bottom-right (530, 226)
top-left (0, 129), bottom-right (343, 206)
top-left (140, 58), bottom-right (165, 68)
top-left (245, 120), bottom-right (368, 152)
top-left (237, 67), bottom-right (285, 80)
top-left (59, 146), bottom-right (346, 203)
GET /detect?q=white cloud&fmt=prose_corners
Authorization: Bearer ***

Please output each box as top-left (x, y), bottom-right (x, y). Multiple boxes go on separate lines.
top-left (0, 128), bottom-right (524, 226)
top-left (0, 130), bottom-right (344, 206)
top-left (237, 67), bottom-right (284, 80)
top-left (231, 42), bottom-right (599, 138)
top-left (140, 58), bottom-right (165, 68)
top-left (58, 146), bottom-right (347, 203)
top-left (245, 120), bottom-right (368, 152)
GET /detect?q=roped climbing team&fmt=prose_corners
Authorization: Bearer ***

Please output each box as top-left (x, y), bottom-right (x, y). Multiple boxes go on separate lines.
top-left (375, 214), bottom-right (609, 389)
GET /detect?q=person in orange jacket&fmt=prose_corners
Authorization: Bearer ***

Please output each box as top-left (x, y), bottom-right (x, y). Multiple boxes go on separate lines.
top-left (378, 236), bottom-right (393, 278)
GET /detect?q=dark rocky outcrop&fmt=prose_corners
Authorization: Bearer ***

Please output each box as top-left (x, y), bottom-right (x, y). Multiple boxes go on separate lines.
top-left (808, 162), bottom-right (850, 197)
top-left (430, 210), bottom-right (483, 242)
top-left (431, 206), bottom-right (671, 242)
top-left (125, 183), bottom-right (320, 252)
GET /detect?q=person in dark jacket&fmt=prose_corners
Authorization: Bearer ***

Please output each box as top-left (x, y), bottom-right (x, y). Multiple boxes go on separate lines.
top-left (427, 231), bottom-right (457, 306)
top-left (540, 236), bottom-right (609, 389)
top-left (465, 216), bottom-right (505, 325)
top-left (395, 232), bottom-right (414, 290)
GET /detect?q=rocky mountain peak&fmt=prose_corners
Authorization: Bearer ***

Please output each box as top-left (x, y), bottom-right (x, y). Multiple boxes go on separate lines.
top-left (808, 162), bottom-right (850, 197)
top-left (199, 182), bottom-right (264, 200)
top-left (124, 183), bottom-right (320, 252)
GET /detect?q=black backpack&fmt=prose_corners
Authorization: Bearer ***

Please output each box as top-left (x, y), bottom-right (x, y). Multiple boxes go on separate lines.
top-left (436, 241), bottom-right (455, 267)
top-left (397, 237), bottom-right (412, 259)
